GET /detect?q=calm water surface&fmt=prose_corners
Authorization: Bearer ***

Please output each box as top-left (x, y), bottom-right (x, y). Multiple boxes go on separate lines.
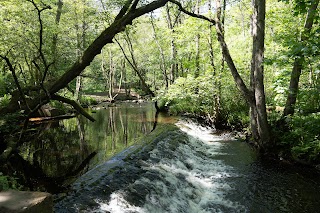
top-left (17, 102), bottom-right (162, 192)
top-left (15, 102), bottom-right (320, 212)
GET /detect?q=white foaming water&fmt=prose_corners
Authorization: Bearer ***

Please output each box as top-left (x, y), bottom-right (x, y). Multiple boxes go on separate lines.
top-left (96, 119), bottom-right (244, 212)
top-left (97, 191), bottom-right (145, 213)
top-left (175, 119), bottom-right (225, 143)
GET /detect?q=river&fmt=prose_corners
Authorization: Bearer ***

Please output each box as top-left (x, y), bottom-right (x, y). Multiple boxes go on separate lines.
top-left (16, 102), bottom-right (320, 212)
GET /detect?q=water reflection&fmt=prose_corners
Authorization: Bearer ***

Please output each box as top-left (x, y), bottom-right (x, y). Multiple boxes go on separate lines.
top-left (15, 102), bottom-right (159, 192)
top-left (81, 102), bottom-right (157, 166)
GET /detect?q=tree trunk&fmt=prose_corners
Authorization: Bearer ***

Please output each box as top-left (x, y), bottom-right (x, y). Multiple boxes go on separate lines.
top-left (122, 58), bottom-right (129, 96)
top-left (166, 4), bottom-right (177, 84)
top-left (208, 0), bottom-right (222, 124)
top-left (52, 0), bottom-right (63, 70)
top-left (74, 0), bottom-right (87, 102)
top-left (0, 0), bottom-right (170, 115)
top-left (75, 76), bottom-right (82, 102)
top-left (251, 0), bottom-right (270, 146)
top-left (283, 0), bottom-right (319, 116)
top-left (215, 0), bottom-right (270, 147)
top-left (195, 0), bottom-right (200, 78)
top-left (109, 48), bottom-right (114, 100)
top-left (214, 0), bottom-right (252, 104)
top-left (150, 14), bottom-right (169, 89)
top-left (115, 38), bottom-right (155, 97)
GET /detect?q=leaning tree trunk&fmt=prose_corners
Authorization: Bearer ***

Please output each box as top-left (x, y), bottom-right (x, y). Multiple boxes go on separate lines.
top-left (214, 0), bottom-right (270, 148)
top-left (115, 38), bottom-right (155, 97)
top-left (0, 0), bottom-right (170, 116)
top-left (283, 0), bottom-right (319, 116)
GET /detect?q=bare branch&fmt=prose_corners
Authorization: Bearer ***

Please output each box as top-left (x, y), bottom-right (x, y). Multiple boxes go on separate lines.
top-left (0, 55), bottom-right (30, 111)
top-left (27, 0), bottom-right (52, 82)
top-left (169, 0), bottom-right (215, 24)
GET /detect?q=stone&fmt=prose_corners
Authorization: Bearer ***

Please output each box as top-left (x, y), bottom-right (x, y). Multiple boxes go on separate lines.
top-left (0, 190), bottom-right (52, 213)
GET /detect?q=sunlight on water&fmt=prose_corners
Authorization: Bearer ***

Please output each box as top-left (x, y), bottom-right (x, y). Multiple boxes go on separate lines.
top-left (95, 119), bottom-right (244, 212)
top-left (176, 119), bottom-right (228, 143)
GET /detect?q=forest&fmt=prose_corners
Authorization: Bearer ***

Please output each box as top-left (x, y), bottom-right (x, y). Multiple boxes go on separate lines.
top-left (0, 0), bottom-right (320, 192)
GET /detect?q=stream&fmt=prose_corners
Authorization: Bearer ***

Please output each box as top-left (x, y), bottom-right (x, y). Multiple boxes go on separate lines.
top-left (13, 102), bottom-right (320, 212)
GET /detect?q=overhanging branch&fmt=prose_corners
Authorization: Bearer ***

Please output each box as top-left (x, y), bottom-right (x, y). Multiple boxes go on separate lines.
top-left (169, 0), bottom-right (215, 24)
top-left (51, 94), bottom-right (95, 122)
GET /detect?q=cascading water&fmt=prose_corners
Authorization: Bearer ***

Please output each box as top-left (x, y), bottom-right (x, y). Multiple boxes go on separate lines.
top-left (96, 120), bottom-right (242, 213)
top-left (55, 117), bottom-right (320, 213)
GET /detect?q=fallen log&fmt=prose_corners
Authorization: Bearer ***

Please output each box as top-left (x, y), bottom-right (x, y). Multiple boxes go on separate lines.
top-left (28, 114), bottom-right (76, 123)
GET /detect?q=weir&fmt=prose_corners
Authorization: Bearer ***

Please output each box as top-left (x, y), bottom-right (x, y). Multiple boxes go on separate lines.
top-left (53, 103), bottom-right (320, 212)
top-left (5, 102), bottom-right (320, 212)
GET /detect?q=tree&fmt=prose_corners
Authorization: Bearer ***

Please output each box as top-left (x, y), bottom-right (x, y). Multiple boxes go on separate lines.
top-left (150, 13), bottom-right (169, 89)
top-left (283, 0), bottom-right (320, 116)
top-left (214, 0), bottom-right (270, 147)
top-left (115, 32), bottom-right (156, 97)
top-left (0, 0), bottom-right (171, 117)
top-left (165, 3), bottom-right (179, 84)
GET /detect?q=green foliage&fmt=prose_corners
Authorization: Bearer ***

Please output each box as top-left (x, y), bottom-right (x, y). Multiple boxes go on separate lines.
top-left (0, 73), bottom-right (14, 96)
top-left (219, 85), bottom-right (249, 128)
top-left (297, 87), bottom-right (320, 114)
top-left (158, 74), bottom-right (215, 115)
top-left (0, 94), bottom-right (11, 108)
top-left (0, 172), bottom-right (22, 191)
top-left (0, 112), bottom-right (23, 137)
top-left (80, 95), bottom-right (98, 106)
top-left (158, 73), bottom-right (249, 128)
top-left (278, 113), bottom-right (320, 163)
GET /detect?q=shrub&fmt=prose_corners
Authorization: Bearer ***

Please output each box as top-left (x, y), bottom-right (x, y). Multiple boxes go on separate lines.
top-left (0, 172), bottom-right (22, 191)
top-left (158, 74), bottom-right (249, 128)
top-left (0, 94), bottom-right (11, 108)
top-left (278, 113), bottom-right (320, 163)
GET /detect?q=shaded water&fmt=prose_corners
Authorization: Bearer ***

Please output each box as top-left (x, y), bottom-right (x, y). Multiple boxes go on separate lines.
top-left (14, 102), bottom-right (160, 192)
top-left (54, 103), bottom-right (320, 212)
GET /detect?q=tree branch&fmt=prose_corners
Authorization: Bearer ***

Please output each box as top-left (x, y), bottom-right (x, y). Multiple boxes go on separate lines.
top-left (115, 0), bottom-right (135, 20)
top-left (0, 55), bottom-right (30, 111)
top-left (169, 0), bottom-right (215, 24)
top-left (130, 0), bottom-right (140, 11)
top-left (115, 38), bottom-right (155, 97)
top-left (1, 0), bottom-right (169, 116)
top-left (27, 0), bottom-right (52, 84)
top-left (51, 94), bottom-right (95, 122)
